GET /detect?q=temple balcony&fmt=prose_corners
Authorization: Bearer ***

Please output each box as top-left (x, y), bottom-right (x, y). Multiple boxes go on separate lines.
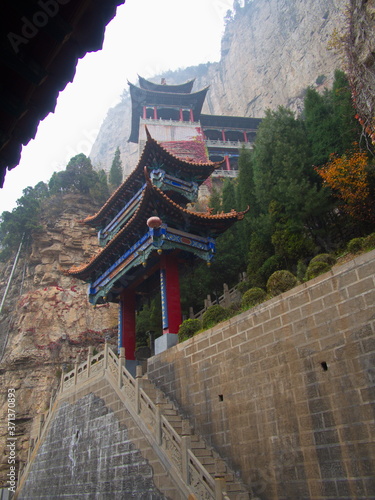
top-left (205, 139), bottom-right (253, 149)
top-left (211, 169), bottom-right (238, 178)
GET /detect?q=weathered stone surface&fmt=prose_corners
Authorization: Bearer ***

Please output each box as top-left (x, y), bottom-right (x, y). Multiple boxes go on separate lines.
top-left (0, 194), bottom-right (118, 485)
top-left (18, 393), bottom-right (166, 499)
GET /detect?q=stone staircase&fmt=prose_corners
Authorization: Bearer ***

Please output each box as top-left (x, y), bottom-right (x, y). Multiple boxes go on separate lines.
top-left (140, 378), bottom-right (251, 499)
top-left (16, 345), bottom-right (255, 500)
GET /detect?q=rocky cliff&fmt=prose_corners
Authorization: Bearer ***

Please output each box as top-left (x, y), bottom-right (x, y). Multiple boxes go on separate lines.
top-left (90, 0), bottom-right (344, 174)
top-left (0, 194), bottom-right (118, 484)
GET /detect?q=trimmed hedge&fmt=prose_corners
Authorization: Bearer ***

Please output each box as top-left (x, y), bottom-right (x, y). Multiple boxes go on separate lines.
top-left (241, 287), bottom-right (267, 309)
top-left (267, 270), bottom-right (297, 296)
top-left (202, 305), bottom-right (230, 329)
top-left (178, 318), bottom-right (202, 343)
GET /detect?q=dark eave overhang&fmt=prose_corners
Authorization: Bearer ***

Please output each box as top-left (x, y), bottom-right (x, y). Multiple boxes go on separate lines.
top-left (0, 0), bottom-right (125, 188)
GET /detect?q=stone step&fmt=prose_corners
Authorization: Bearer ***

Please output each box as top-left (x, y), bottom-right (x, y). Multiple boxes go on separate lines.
top-left (190, 440), bottom-right (207, 449)
top-left (139, 374), bottom-right (251, 499)
top-left (191, 448), bottom-right (214, 457)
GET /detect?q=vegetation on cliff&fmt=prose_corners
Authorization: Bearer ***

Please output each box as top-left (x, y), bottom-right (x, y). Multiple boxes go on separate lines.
top-left (0, 154), bottom-right (109, 261)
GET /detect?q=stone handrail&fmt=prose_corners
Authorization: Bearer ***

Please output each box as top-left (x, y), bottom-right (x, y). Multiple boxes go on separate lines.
top-left (16, 344), bottom-right (240, 499)
top-left (51, 345), bottom-right (229, 499)
top-left (192, 282), bottom-right (242, 320)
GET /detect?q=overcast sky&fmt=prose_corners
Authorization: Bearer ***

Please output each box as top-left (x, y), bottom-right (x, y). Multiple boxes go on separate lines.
top-left (0, 0), bottom-right (233, 215)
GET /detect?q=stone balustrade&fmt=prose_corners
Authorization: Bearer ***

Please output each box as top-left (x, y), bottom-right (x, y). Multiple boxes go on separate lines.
top-left (16, 344), bottom-right (242, 500)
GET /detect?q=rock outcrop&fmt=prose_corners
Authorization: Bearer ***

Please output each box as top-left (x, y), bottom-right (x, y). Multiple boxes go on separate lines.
top-left (0, 194), bottom-right (118, 484)
top-left (90, 0), bottom-right (344, 175)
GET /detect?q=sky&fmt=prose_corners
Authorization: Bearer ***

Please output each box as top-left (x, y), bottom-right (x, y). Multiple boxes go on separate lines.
top-left (0, 0), bottom-right (233, 215)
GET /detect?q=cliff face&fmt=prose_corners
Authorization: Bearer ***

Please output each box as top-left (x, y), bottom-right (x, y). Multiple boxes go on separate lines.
top-left (89, 0), bottom-right (344, 175)
top-left (0, 194), bottom-right (118, 484)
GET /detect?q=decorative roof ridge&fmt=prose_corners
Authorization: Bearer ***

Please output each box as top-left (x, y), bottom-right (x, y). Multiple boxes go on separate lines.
top-left (128, 81), bottom-right (210, 98)
top-left (83, 129), bottom-right (223, 226)
top-left (137, 75), bottom-right (196, 88)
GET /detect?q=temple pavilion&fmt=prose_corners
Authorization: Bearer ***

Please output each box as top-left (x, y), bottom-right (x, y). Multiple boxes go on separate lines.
top-left (67, 77), bottom-right (252, 360)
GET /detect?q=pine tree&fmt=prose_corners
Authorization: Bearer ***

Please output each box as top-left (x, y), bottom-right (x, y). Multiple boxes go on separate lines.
top-left (109, 147), bottom-right (123, 189)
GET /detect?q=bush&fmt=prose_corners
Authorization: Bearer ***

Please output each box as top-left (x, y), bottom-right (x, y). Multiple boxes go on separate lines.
top-left (305, 261), bottom-right (331, 280)
top-left (363, 232), bottom-right (375, 250)
top-left (347, 237), bottom-right (364, 254)
top-left (236, 281), bottom-right (250, 294)
top-left (259, 255), bottom-right (284, 281)
top-left (267, 270), bottom-right (297, 296)
top-left (202, 305), bottom-right (229, 329)
top-left (296, 260), bottom-right (307, 282)
top-left (310, 253), bottom-right (337, 266)
top-left (178, 318), bottom-right (202, 342)
top-left (241, 287), bottom-right (267, 309)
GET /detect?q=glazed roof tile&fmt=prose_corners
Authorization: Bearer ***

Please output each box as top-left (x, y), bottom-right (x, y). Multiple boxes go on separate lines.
top-left (83, 130), bottom-right (222, 227)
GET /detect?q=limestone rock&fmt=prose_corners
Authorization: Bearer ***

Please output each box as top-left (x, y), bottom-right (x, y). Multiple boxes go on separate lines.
top-left (0, 194), bottom-right (118, 484)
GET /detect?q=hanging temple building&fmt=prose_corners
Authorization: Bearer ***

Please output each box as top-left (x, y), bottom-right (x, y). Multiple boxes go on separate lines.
top-left (67, 77), bottom-right (260, 362)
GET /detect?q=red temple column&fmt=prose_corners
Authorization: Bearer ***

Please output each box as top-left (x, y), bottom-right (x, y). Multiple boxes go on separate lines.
top-left (225, 155), bottom-right (231, 170)
top-left (179, 108), bottom-right (183, 121)
top-left (160, 254), bottom-right (182, 334)
top-left (153, 107), bottom-right (158, 120)
top-left (189, 109), bottom-right (194, 122)
top-left (143, 106), bottom-right (147, 119)
top-left (243, 131), bottom-right (248, 143)
top-left (221, 130), bottom-right (226, 142)
top-left (119, 290), bottom-right (136, 360)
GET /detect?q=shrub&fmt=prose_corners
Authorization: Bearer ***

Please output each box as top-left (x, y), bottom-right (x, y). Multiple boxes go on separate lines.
top-left (310, 253), bottom-right (337, 266)
top-left (347, 237), bottom-right (364, 254)
top-left (305, 261), bottom-right (331, 280)
top-left (296, 260), bottom-right (307, 282)
top-left (202, 305), bottom-right (229, 329)
top-left (236, 281), bottom-right (250, 294)
top-left (241, 287), bottom-right (267, 309)
top-left (178, 318), bottom-right (202, 342)
top-left (363, 232), bottom-right (375, 250)
top-left (259, 255), bottom-right (284, 281)
top-left (267, 270), bottom-right (297, 296)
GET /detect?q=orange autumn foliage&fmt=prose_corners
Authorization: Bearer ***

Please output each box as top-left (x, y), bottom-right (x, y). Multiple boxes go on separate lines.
top-left (315, 146), bottom-right (374, 222)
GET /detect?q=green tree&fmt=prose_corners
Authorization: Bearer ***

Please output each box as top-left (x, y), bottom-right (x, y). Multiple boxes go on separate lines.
top-left (109, 147), bottom-right (123, 189)
top-left (65, 153), bottom-right (98, 194)
top-left (304, 70), bottom-right (360, 166)
top-left (0, 185), bottom-right (46, 260)
top-left (89, 169), bottom-right (110, 204)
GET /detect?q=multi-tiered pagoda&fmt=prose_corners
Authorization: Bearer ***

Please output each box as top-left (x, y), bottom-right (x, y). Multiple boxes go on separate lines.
top-left (68, 77), bottom-right (252, 361)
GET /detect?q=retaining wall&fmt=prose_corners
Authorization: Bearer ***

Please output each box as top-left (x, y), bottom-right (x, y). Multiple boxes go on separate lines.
top-left (148, 250), bottom-right (375, 499)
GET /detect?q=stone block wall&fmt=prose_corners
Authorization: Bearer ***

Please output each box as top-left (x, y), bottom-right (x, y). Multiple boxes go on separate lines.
top-left (18, 378), bottom-right (181, 499)
top-left (147, 251), bottom-right (375, 500)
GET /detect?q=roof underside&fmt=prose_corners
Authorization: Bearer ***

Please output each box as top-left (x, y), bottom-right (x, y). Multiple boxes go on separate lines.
top-left (200, 114), bottom-right (262, 130)
top-left (128, 83), bottom-right (209, 143)
top-left (0, 0), bottom-right (125, 188)
top-left (138, 76), bottom-right (195, 94)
